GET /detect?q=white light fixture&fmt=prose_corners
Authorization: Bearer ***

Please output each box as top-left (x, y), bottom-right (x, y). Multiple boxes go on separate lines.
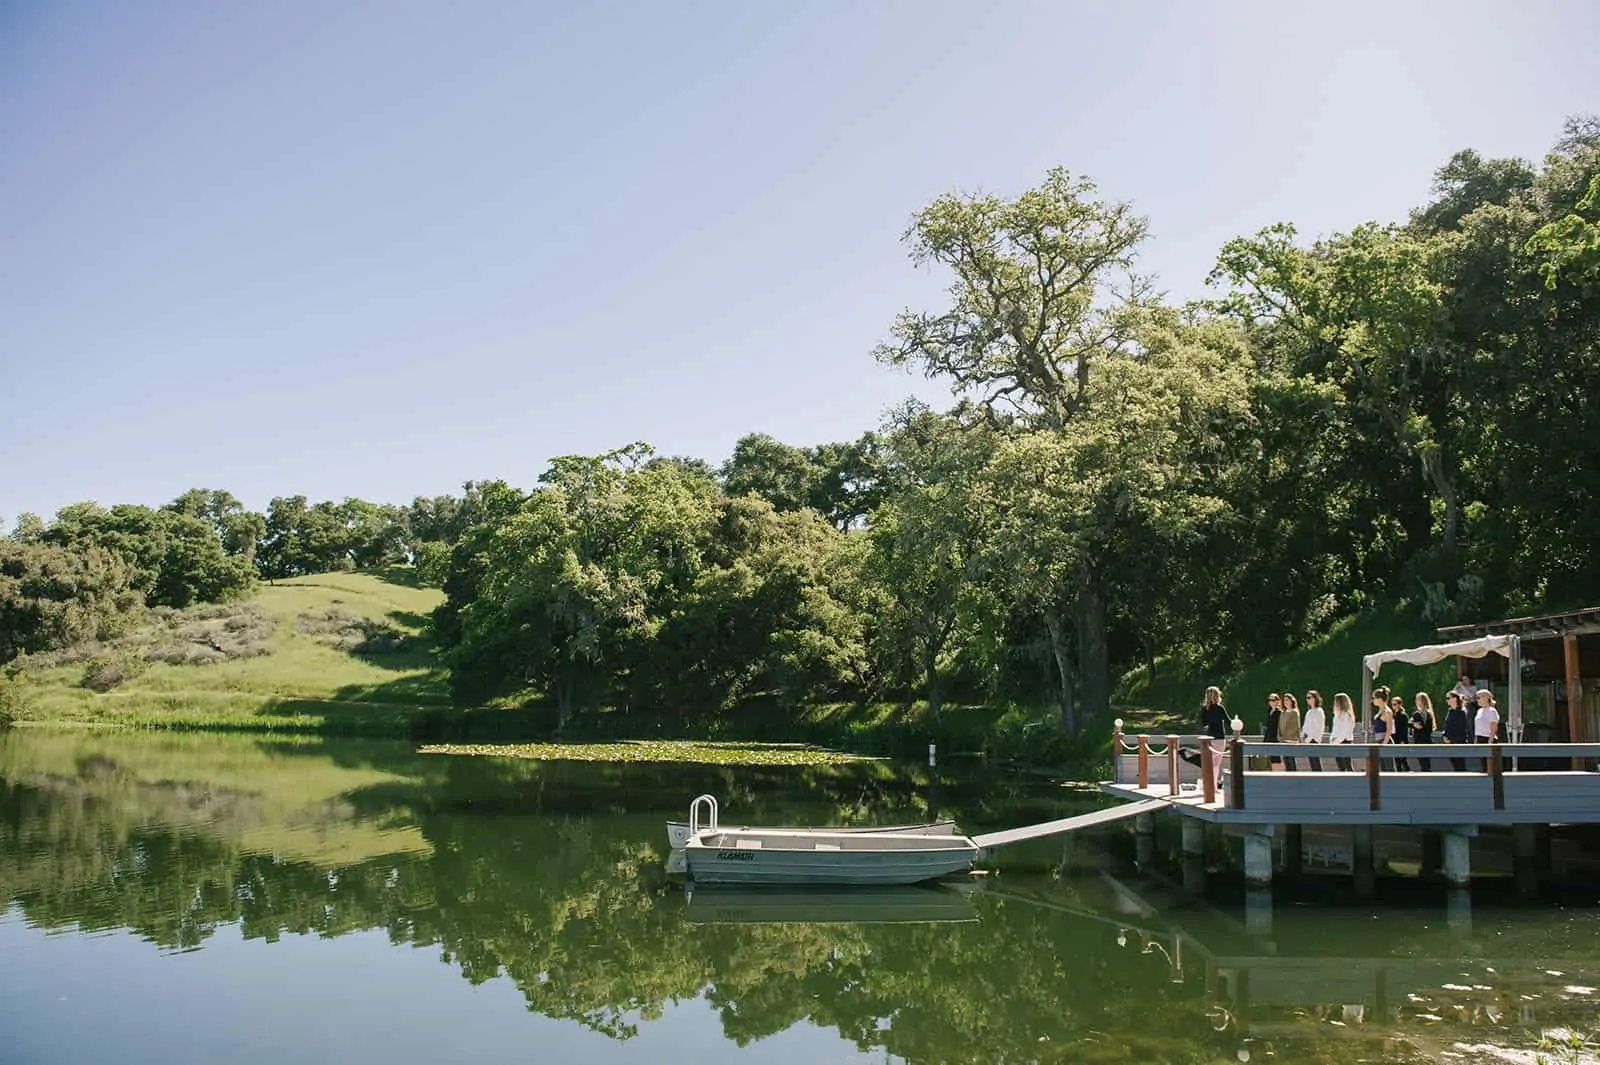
top-left (1231, 716), bottom-right (1244, 734)
top-left (1113, 718), bottom-right (1124, 731)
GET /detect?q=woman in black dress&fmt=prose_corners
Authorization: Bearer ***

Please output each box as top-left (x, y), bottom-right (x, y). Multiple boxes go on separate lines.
top-left (1200, 685), bottom-right (1229, 741)
top-left (1179, 686), bottom-right (1230, 779)
top-left (1389, 695), bottom-right (1412, 771)
top-left (1411, 692), bottom-right (1436, 771)
top-left (1441, 691), bottom-right (1470, 770)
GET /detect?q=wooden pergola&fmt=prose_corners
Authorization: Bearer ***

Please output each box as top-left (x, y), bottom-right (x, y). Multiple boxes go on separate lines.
top-left (1437, 606), bottom-right (1600, 744)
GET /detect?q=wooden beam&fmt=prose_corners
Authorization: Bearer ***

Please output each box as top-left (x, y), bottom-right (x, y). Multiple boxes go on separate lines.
top-left (1137, 734), bottom-right (1150, 789)
top-left (1230, 739), bottom-right (1246, 810)
top-left (1167, 735), bottom-right (1180, 798)
top-left (1367, 746), bottom-right (1382, 811)
top-left (1566, 633), bottom-right (1583, 770)
top-left (1489, 743), bottom-right (1505, 811)
top-left (1201, 741), bottom-right (1216, 804)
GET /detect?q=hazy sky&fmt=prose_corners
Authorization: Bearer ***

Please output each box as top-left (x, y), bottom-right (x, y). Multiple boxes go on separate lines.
top-left (3, 0), bottom-right (1597, 521)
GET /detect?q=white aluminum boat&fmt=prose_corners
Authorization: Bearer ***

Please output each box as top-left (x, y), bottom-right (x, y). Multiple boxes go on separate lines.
top-left (679, 795), bottom-right (979, 887)
top-left (667, 815), bottom-right (957, 850)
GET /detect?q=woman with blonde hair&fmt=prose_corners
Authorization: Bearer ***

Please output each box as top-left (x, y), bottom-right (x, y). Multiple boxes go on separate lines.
top-left (1199, 686), bottom-right (1229, 740)
top-left (1330, 692), bottom-right (1357, 771)
top-left (1279, 693), bottom-right (1302, 771)
top-left (1181, 686), bottom-right (1230, 783)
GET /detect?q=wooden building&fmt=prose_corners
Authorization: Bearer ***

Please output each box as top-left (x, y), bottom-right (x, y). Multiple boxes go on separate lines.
top-left (1437, 607), bottom-right (1600, 744)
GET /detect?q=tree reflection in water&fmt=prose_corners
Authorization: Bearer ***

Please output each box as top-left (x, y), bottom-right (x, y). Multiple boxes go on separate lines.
top-left (1, 729), bottom-right (1595, 1064)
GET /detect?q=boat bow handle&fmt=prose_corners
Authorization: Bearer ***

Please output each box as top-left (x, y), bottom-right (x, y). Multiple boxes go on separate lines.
top-left (688, 794), bottom-right (719, 837)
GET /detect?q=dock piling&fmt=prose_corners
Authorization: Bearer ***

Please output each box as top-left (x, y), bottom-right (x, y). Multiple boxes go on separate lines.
top-left (1513, 823), bottom-right (1538, 897)
top-left (1442, 828), bottom-right (1472, 887)
top-left (1281, 823), bottom-right (1302, 876)
top-left (1421, 829), bottom-right (1442, 879)
top-left (1181, 817), bottom-right (1204, 859)
top-left (1133, 810), bottom-right (1155, 868)
top-left (1242, 828), bottom-right (1273, 887)
top-left (1244, 887), bottom-right (1272, 936)
top-left (1352, 825), bottom-right (1375, 897)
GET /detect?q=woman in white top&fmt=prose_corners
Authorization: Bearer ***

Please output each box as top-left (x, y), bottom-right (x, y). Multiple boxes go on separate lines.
top-left (1473, 689), bottom-right (1500, 740)
top-left (1472, 688), bottom-right (1500, 771)
top-left (1301, 690), bottom-right (1327, 772)
top-left (1330, 691), bottom-right (1357, 770)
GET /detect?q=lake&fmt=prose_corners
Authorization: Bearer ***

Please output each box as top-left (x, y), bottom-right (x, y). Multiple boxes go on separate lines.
top-left (1, 728), bottom-right (1596, 1064)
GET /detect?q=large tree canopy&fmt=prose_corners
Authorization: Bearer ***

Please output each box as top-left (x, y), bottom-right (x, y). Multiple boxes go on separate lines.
top-left (9, 119), bottom-right (1600, 742)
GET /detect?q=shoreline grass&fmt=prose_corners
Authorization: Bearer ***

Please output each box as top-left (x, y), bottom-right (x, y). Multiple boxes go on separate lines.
top-left (418, 739), bottom-right (874, 766)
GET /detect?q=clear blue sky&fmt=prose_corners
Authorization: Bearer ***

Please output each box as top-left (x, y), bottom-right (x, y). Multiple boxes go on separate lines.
top-left (3, 0), bottom-right (1596, 522)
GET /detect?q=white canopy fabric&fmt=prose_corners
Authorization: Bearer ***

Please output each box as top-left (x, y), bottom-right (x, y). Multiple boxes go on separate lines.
top-left (1363, 635), bottom-right (1512, 677)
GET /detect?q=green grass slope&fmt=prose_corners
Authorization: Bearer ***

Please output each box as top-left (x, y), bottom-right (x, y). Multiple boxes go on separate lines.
top-left (1115, 601), bottom-right (1459, 734)
top-left (13, 570), bottom-right (449, 734)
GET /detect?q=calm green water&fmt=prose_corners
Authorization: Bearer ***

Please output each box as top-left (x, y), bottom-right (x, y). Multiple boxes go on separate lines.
top-left (2, 729), bottom-right (1597, 1065)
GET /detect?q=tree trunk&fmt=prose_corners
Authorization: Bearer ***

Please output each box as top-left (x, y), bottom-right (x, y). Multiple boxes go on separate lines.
top-left (1422, 448), bottom-right (1462, 557)
top-left (1045, 609), bottom-right (1077, 734)
top-left (555, 674), bottom-right (575, 732)
top-left (923, 641), bottom-right (942, 725)
top-left (1076, 576), bottom-right (1111, 727)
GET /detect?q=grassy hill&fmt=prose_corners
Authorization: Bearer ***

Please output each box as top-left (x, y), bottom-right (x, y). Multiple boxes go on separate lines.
top-left (4, 567), bottom-right (1480, 759)
top-left (9, 570), bottom-right (451, 734)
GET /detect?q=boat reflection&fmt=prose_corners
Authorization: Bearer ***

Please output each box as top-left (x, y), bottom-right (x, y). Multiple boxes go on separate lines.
top-left (682, 885), bottom-right (977, 925)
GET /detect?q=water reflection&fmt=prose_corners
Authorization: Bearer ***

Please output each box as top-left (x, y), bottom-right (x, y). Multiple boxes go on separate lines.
top-left (0, 729), bottom-right (1595, 1064)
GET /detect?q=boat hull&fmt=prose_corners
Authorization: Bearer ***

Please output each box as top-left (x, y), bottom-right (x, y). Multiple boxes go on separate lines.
top-left (683, 830), bottom-right (978, 887)
top-left (666, 819), bottom-right (957, 850)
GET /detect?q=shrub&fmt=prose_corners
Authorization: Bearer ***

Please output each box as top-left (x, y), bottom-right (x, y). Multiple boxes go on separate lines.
top-left (81, 654), bottom-right (146, 692)
top-left (295, 608), bottom-right (405, 656)
top-left (0, 672), bottom-right (28, 725)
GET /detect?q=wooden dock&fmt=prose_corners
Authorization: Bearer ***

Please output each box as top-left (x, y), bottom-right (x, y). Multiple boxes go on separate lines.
top-left (1099, 730), bottom-right (1600, 889)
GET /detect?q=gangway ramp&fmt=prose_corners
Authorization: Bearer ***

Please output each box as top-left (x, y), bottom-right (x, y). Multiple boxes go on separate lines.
top-left (973, 797), bottom-right (1170, 850)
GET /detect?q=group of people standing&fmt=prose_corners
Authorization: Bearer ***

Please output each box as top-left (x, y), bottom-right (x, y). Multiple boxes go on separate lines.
top-left (1197, 675), bottom-right (1504, 772)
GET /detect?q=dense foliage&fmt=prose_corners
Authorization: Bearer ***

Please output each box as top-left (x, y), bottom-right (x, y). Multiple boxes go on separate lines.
top-left (6, 120), bottom-right (1599, 738)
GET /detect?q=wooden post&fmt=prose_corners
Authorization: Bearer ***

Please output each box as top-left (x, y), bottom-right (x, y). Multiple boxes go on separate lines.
top-left (1229, 737), bottom-right (1246, 810)
top-left (1489, 742), bottom-right (1505, 811)
top-left (1566, 633), bottom-right (1583, 770)
top-left (1201, 741), bottom-right (1216, 804)
top-left (1167, 735), bottom-right (1181, 797)
top-left (1137, 734), bottom-right (1150, 790)
top-left (1113, 721), bottom-right (1123, 782)
top-left (1366, 745), bottom-right (1382, 811)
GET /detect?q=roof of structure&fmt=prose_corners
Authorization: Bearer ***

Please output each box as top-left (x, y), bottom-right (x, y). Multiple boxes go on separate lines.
top-left (1438, 606), bottom-right (1600, 640)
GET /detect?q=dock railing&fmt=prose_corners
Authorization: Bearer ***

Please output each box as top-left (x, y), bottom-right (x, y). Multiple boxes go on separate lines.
top-left (1113, 726), bottom-right (1600, 823)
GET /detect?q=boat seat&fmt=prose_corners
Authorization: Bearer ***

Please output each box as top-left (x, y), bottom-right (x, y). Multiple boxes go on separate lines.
top-left (813, 842), bottom-right (841, 851)
top-left (735, 839), bottom-right (762, 849)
